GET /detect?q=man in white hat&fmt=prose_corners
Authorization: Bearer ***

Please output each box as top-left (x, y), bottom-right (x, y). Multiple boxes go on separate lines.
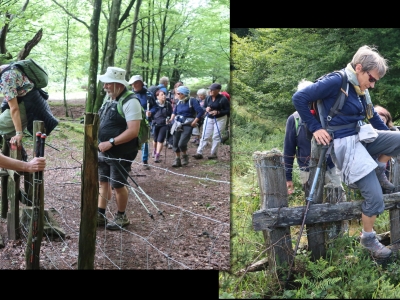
top-left (128, 74), bottom-right (156, 169)
top-left (97, 66), bottom-right (142, 230)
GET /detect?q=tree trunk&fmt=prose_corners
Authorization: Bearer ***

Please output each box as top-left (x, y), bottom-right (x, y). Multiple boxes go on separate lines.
top-left (125, 0), bottom-right (142, 78)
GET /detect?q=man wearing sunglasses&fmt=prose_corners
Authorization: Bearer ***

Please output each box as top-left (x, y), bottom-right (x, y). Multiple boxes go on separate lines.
top-left (293, 45), bottom-right (400, 260)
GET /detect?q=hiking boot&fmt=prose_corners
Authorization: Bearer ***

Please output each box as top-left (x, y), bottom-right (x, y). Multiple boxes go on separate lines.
top-left (106, 213), bottom-right (130, 231)
top-left (208, 154), bottom-right (218, 160)
top-left (172, 157), bottom-right (182, 167)
top-left (192, 153), bottom-right (203, 159)
top-left (182, 154), bottom-right (189, 165)
top-left (375, 164), bottom-right (395, 193)
top-left (168, 144), bottom-right (173, 149)
top-left (143, 161), bottom-right (150, 170)
top-left (97, 212), bottom-right (107, 226)
top-left (154, 154), bottom-right (160, 163)
top-left (360, 231), bottom-right (392, 258)
top-left (191, 138), bottom-right (199, 143)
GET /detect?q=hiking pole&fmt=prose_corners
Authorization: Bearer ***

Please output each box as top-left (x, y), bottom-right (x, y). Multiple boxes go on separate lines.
top-left (214, 115), bottom-right (222, 141)
top-left (24, 131), bottom-right (60, 151)
top-left (165, 117), bottom-right (170, 164)
top-left (30, 131), bottom-right (43, 265)
top-left (285, 142), bottom-right (330, 288)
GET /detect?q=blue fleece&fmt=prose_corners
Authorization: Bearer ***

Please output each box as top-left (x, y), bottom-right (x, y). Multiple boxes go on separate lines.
top-left (292, 69), bottom-right (388, 139)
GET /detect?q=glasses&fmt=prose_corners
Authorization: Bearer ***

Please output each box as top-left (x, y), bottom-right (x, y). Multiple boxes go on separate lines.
top-left (176, 92), bottom-right (182, 95)
top-left (366, 71), bottom-right (378, 83)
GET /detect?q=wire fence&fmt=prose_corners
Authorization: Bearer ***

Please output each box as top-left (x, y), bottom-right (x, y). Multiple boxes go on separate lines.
top-left (0, 137), bottom-right (230, 270)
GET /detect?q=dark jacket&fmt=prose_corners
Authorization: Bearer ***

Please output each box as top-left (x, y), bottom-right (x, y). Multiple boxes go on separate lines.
top-left (150, 101), bottom-right (172, 126)
top-left (284, 112), bottom-right (335, 181)
top-left (204, 94), bottom-right (230, 118)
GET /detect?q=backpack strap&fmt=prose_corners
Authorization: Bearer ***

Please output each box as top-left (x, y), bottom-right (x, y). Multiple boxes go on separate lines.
top-left (326, 70), bottom-right (349, 122)
top-left (116, 90), bottom-right (137, 118)
top-left (293, 111), bottom-right (302, 137)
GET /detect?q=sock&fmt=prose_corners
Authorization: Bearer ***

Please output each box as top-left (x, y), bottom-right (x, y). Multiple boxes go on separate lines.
top-left (362, 229), bottom-right (375, 237)
top-left (98, 208), bottom-right (105, 215)
top-left (117, 211), bottom-right (125, 215)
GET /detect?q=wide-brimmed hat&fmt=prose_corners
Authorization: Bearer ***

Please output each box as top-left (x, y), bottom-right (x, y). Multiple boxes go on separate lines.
top-left (99, 67), bottom-right (128, 85)
top-left (128, 75), bottom-right (143, 85)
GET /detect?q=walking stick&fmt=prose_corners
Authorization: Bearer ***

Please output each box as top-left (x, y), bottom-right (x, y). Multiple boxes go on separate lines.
top-left (214, 115), bottom-right (222, 141)
top-left (285, 142), bottom-right (330, 288)
top-left (164, 117), bottom-right (170, 164)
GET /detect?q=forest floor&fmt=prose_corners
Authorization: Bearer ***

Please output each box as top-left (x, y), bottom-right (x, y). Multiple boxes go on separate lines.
top-left (0, 95), bottom-right (231, 270)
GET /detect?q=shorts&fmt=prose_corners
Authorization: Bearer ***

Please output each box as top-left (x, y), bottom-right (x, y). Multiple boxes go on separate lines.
top-left (98, 150), bottom-right (138, 188)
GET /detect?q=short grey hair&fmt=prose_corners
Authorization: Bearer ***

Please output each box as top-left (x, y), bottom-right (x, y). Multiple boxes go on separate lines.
top-left (159, 76), bottom-right (169, 84)
top-left (351, 45), bottom-right (389, 78)
top-left (297, 79), bottom-right (313, 91)
top-left (197, 88), bottom-right (207, 96)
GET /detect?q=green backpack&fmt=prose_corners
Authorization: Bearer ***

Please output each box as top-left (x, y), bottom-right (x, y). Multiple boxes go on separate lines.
top-left (0, 58), bottom-right (48, 89)
top-left (102, 90), bottom-right (150, 147)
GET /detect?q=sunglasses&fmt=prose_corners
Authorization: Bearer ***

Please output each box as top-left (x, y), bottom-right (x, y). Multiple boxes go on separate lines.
top-left (366, 71), bottom-right (378, 83)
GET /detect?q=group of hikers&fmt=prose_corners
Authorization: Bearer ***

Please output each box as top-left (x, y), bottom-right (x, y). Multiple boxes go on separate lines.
top-left (0, 63), bottom-right (230, 231)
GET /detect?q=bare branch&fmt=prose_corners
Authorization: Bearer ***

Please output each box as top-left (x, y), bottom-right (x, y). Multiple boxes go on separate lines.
top-left (51, 0), bottom-right (89, 30)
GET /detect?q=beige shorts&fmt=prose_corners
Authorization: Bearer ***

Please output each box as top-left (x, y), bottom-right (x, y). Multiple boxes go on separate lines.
top-left (0, 102), bottom-right (28, 138)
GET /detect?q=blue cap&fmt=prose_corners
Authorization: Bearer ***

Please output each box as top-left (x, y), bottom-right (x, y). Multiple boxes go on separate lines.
top-left (177, 86), bottom-right (190, 96)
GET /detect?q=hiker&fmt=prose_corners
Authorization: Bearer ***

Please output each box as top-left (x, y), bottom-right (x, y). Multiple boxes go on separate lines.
top-left (191, 88), bottom-right (207, 145)
top-left (285, 79), bottom-right (344, 195)
top-left (168, 86), bottom-right (204, 167)
top-left (158, 76), bottom-right (169, 94)
top-left (166, 81), bottom-right (184, 149)
top-left (193, 83), bottom-right (230, 160)
top-left (97, 66), bottom-right (142, 230)
top-left (374, 105), bottom-right (398, 131)
top-left (292, 45), bottom-right (397, 259)
top-left (128, 74), bottom-right (155, 170)
top-left (147, 89), bottom-right (172, 162)
top-left (0, 64), bottom-right (58, 156)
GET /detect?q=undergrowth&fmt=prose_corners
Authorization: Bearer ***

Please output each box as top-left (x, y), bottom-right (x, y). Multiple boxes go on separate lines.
top-left (222, 97), bottom-right (399, 299)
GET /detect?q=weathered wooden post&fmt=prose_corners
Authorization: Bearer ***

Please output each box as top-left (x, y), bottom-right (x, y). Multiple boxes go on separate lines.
top-left (26, 121), bottom-right (45, 269)
top-left (7, 139), bottom-right (22, 240)
top-left (306, 140), bottom-right (327, 260)
top-left (252, 149), bottom-right (291, 275)
top-left (78, 112), bottom-right (99, 269)
top-left (324, 184), bottom-right (348, 243)
top-left (389, 154), bottom-right (400, 243)
top-left (0, 137), bottom-right (9, 219)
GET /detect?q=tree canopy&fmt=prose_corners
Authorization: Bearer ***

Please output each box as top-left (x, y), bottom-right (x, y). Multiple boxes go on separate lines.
top-left (231, 28), bottom-right (400, 122)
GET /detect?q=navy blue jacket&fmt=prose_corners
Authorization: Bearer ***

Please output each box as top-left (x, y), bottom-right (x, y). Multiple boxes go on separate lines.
top-left (292, 69), bottom-right (388, 139)
top-left (284, 112), bottom-right (335, 181)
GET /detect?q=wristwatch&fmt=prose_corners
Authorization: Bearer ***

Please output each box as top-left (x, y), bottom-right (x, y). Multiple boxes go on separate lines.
top-left (109, 138), bottom-right (115, 146)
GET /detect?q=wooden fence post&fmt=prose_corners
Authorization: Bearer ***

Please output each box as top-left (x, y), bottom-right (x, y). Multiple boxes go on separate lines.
top-left (305, 140), bottom-right (327, 261)
top-left (390, 154), bottom-right (400, 244)
top-left (1, 137), bottom-right (9, 219)
top-left (25, 121), bottom-right (45, 269)
top-left (253, 149), bottom-right (291, 275)
top-left (6, 141), bottom-right (22, 240)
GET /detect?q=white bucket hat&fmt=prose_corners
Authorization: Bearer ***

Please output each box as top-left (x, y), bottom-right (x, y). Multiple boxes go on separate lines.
top-left (98, 67), bottom-right (128, 85)
top-left (128, 75), bottom-right (143, 85)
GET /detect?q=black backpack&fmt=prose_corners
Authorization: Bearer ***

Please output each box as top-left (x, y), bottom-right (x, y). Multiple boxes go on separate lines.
top-left (147, 85), bottom-right (161, 99)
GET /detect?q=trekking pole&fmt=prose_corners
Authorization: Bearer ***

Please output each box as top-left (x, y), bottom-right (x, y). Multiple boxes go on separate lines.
top-left (106, 153), bottom-right (164, 218)
top-left (214, 115), bottom-right (222, 141)
top-left (24, 131), bottom-right (60, 151)
top-left (285, 142), bottom-right (330, 288)
top-left (30, 131), bottom-right (43, 265)
top-left (164, 117), bottom-right (170, 164)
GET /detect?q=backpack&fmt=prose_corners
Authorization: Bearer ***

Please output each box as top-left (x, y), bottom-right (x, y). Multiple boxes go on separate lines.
top-left (0, 58), bottom-right (48, 89)
top-left (147, 85), bottom-right (161, 99)
top-left (303, 70), bottom-right (349, 137)
top-left (102, 90), bottom-right (150, 147)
